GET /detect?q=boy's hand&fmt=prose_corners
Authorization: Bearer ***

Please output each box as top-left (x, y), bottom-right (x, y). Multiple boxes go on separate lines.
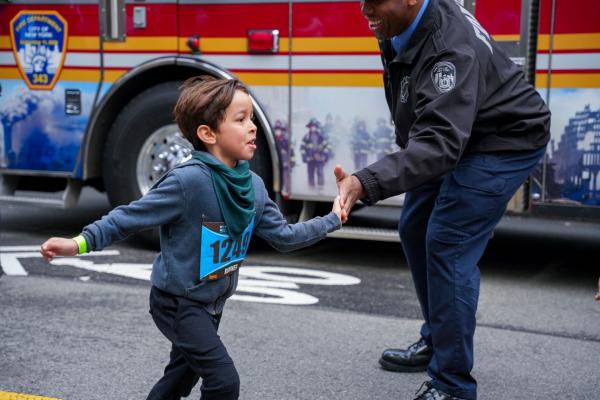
top-left (332, 195), bottom-right (343, 223)
top-left (595, 277), bottom-right (600, 301)
top-left (40, 237), bottom-right (78, 262)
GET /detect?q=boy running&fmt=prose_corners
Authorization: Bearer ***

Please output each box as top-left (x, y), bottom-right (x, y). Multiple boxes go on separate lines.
top-left (40, 76), bottom-right (342, 400)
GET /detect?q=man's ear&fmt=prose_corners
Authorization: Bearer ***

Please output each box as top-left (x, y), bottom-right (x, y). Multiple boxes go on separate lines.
top-left (197, 125), bottom-right (217, 145)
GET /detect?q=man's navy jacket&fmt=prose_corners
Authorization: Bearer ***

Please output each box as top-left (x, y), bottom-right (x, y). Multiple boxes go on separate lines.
top-left (355, 0), bottom-right (551, 204)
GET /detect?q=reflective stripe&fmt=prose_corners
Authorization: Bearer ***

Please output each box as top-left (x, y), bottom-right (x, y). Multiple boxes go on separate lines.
top-left (536, 53), bottom-right (600, 71)
top-left (72, 235), bottom-right (88, 254)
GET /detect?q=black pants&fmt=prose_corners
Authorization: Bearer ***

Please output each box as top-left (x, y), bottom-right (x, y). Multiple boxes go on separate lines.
top-left (147, 286), bottom-right (239, 400)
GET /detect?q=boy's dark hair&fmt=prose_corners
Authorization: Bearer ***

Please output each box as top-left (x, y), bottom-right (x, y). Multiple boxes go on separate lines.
top-left (174, 76), bottom-right (250, 151)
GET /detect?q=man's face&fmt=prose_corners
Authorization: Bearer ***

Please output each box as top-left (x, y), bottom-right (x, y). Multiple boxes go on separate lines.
top-left (360, 0), bottom-right (420, 40)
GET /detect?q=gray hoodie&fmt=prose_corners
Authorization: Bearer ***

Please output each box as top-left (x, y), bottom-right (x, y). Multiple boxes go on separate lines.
top-left (81, 154), bottom-right (341, 313)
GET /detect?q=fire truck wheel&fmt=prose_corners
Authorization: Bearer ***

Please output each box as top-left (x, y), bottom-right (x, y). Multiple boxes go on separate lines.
top-left (103, 81), bottom-right (183, 245)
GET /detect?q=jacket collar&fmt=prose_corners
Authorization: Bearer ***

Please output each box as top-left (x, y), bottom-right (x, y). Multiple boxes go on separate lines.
top-left (381, 0), bottom-right (439, 65)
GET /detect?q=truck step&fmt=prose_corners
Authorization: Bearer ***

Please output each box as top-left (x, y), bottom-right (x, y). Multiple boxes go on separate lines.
top-left (328, 226), bottom-right (400, 242)
top-left (0, 176), bottom-right (82, 208)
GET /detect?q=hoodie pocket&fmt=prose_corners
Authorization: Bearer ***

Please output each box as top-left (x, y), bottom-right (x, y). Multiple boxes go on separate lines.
top-left (185, 278), bottom-right (229, 303)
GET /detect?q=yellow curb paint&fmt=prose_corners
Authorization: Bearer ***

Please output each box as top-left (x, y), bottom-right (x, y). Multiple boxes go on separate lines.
top-left (0, 392), bottom-right (62, 400)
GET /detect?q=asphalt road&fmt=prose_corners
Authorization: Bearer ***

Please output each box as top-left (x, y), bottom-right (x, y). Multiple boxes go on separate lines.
top-left (1, 188), bottom-right (599, 399)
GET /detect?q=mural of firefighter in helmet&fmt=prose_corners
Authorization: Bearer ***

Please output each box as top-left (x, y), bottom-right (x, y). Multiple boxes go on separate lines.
top-left (351, 118), bottom-right (373, 170)
top-left (273, 119), bottom-right (295, 195)
top-left (372, 117), bottom-right (397, 160)
top-left (300, 118), bottom-right (333, 188)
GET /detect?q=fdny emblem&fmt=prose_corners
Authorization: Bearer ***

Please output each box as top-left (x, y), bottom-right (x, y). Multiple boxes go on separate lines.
top-left (431, 61), bottom-right (456, 94)
top-left (10, 11), bottom-right (68, 90)
top-left (400, 76), bottom-right (410, 103)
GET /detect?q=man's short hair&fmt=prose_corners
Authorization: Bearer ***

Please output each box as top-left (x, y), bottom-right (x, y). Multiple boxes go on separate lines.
top-left (174, 76), bottom-right (250, 151)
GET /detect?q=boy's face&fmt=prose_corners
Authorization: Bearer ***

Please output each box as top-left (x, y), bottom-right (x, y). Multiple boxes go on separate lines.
top-left (212, 90), bottom-right (257, 167)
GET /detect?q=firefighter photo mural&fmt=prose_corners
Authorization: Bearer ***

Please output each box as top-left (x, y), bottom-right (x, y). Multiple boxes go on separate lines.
top-left (273, 119), bottom-right (295, 195)
top-left (300, 118), bottom-right (333, 189)
top-left (351, 118), bottom-right (373, 170)
top-left (373, 117), bottom-right (397, 160)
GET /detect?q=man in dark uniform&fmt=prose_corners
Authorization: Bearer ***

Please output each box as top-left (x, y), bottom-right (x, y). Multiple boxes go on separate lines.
top-left (335, 0), bottom-right (550, 399)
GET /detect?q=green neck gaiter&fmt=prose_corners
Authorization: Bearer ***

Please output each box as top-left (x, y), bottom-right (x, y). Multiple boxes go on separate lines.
top-left (192, 151), bottom-right (255, 239)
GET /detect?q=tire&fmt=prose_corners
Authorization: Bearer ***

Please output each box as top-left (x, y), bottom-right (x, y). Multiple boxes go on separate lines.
top-left (103, 81), bottom-right (185, 246)
top-left (103, 81), bottom-right (184, 206)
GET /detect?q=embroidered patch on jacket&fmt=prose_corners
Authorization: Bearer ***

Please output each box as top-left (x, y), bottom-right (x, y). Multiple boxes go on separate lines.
top-left (431, 61), bottom-right (456, 94)
top-left (400, 76), bottom-right (410, 103)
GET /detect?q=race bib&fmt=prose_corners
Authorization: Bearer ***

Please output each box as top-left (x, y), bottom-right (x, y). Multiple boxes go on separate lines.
top-left (199, 217), bottom-right (254, 280)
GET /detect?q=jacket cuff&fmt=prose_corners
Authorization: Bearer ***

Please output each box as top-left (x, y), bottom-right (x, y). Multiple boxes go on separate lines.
top-left (353, 169), bottom-right (381, 206)
top-left (81, 231), bottom-right (95, 252)
top-left (323, 211), bottom-right (342, 232)
top-left (71, 235), bottom-right (88, 254)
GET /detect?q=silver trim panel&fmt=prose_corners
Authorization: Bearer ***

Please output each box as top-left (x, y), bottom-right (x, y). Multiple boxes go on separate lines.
top-left (328, 226), bottom-right (400, 242)
top-left (0, 169), bottom-right (72, 178)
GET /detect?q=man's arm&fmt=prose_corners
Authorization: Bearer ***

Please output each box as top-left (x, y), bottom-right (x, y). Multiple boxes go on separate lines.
top-left (41, 172), bottom-right (185, 260)
top-left (355, 46), bottom-right (483, 205)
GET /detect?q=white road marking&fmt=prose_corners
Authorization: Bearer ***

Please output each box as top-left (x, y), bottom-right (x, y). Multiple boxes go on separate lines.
top-left (240, 266), bottom-right (361, 285)
top-left (0, 246), bottom-right (119, 276)
top-left (1, 246), bottom-right (361, 305)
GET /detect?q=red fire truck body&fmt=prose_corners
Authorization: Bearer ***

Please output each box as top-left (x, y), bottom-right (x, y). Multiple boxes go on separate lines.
top-left (1, 0), bottom-right (599, 241)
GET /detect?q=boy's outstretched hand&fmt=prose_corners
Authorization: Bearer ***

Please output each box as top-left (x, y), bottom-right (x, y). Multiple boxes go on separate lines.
top-left (595, 277), bottom-right (600, 301)
top-left (40, 237), bottom-right (78, 262)
top-left (332, 195), bottom-right (343, 224)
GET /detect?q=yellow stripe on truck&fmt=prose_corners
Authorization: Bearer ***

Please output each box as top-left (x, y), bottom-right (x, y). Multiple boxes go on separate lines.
top-left (291, 37), bottom-right (378, 52)
top-left (538, 33), bottom-right (600, 51)
top-left (292, 72), bottom-right (383, 87)
top-left (536, 72), bottom-right (600, 89)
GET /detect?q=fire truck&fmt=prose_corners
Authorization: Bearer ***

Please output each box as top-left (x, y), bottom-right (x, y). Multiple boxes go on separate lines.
top-left (1, 0), bottom-right (599, 242)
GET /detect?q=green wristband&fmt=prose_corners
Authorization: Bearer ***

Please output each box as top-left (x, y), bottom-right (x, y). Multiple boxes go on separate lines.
top-left (72, 235), bottom-right (88, 255)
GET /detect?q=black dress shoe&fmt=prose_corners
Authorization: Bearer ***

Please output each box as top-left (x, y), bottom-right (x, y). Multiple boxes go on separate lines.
top-left (379, 338), bottom-right (432, 372)
top-left (413, 381), bottom-right (467, 400)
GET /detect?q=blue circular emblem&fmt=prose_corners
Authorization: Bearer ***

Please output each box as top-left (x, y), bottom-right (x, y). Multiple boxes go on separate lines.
top-left (10, 11), bottom-right (68, 90)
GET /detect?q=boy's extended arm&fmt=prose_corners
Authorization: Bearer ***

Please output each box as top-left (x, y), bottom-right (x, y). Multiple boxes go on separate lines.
top-left (81, 173), bottom-right (185, 251)
top-left (254, 187), bottom-right (341, 252)
top-left (41, 173), bottom-right (185, 260)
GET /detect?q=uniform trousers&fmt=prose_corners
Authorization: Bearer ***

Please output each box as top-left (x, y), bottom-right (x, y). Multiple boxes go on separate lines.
top-left (399, 147), bottom-right (546, 400)
top-left (147, 286), bottom-right (239, 400)
top-left (307, 161), bottom-right (325, 187)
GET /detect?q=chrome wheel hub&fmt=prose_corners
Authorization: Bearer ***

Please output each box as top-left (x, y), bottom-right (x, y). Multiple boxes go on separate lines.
top-left (136, 124), bottom-right (192, 195)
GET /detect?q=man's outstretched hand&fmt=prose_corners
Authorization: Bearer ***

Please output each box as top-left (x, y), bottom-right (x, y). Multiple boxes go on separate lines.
top-left (334, 165), bottom-right (366, 223)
